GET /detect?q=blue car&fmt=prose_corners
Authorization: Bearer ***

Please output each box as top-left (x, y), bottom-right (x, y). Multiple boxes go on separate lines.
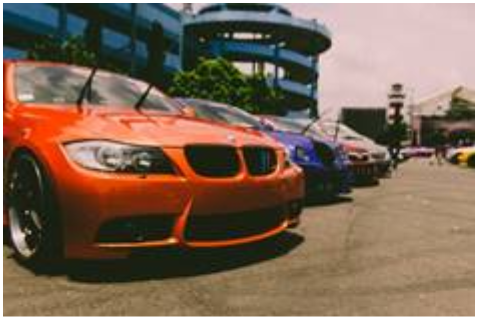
top-left (175, 98), bottom-right (352, 198)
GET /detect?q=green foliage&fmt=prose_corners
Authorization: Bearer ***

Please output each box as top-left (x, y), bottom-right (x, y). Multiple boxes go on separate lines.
top-left (27, 35), bottom-right (97, 68)
top-left (27, 35), bottom-right (126, 74)
top-left (169, 58), bottom-right (284, 115)
top-left (445, 98), bottom-right (475, 120)
top-left (379, 121), bottom-right (409, 146)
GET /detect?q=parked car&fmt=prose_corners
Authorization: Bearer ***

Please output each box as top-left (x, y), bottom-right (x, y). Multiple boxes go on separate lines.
top-left (456, 147), bottom-right (475, 168)
top-left (447, 146), bottom-right (475, 165)
top-left (317, 121), bottom-right (391, 178)
top-left (401, 146), bottom-right (434, 159)
top-left (3, 60), bottom-right (305, 267)
top-left (264, 117), bottom-right (379, 185)
top-left (176, 98), bottom-right (352, 199)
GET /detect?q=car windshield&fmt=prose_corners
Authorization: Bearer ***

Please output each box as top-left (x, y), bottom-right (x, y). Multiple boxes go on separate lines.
top-left (268, 117), bottom-right (303, 134)
top-left (183, 100), bottom-right (263, 129)
top-left (270, 117), bottom-right (329, 139)
top-left (15, 64), bottom-right (181, 114)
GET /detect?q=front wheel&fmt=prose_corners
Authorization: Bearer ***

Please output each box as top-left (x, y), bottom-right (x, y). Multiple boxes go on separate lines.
top-left (468, 154), bottom-right (475, 168)
top-left (6, 152), bottom-right (62, 269)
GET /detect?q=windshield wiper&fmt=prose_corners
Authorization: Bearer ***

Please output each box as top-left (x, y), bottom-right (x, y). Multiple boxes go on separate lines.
top-left (76, 66), bottom-right (98, 112)
top-left (333, 118), bottom-right (342, 142)
top-left (300, 116), bottom-right (320, 136)
top-left (134, 83), bottom-right (154, 111)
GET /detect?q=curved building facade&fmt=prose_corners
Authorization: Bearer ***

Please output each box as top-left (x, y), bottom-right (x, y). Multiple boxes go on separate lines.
top-left (183, 3), bottom-right (332, 116)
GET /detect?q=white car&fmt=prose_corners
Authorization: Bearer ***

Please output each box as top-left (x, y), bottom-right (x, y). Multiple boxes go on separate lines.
top-left (317, 121), bottom-right (391, 175)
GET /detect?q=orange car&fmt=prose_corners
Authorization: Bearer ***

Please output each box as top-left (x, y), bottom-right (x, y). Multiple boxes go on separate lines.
top-left (3, 60), bottom-right (304, 267)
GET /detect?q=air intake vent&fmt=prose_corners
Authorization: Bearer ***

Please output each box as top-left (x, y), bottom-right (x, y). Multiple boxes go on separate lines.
top-left (185, 207), bottom-right (285, 241)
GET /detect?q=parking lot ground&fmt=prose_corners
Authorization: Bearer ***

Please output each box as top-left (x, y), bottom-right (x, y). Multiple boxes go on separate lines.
top-left (3, 160), bottom-right (475, 316)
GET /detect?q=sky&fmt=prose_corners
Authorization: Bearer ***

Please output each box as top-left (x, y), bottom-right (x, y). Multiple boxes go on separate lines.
top-left (171, 3), bottom-right (475, 117)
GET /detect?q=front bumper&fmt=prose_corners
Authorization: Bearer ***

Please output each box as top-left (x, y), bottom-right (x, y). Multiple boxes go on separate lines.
top-left (49, 148), bottom-right (305, 259)
top-left (376, 160), bottom-right (392, 177)
top-left (302, 165), bottom-right (352, 197)
top-left (349, 161), bottom-right (379, 185)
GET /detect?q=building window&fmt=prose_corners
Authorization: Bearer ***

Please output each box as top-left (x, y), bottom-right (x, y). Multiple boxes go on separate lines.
top-left (4, 46), bottom-right (26, 59)
top-left (67, 13), bottom-right (87, 36)
top-left (102, 27), bottom-right (130, 51)
top-left (4, 4), bottom-right (59, 29)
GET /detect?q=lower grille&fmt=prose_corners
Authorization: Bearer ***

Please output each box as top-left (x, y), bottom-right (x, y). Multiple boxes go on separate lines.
top-left (243, 147), bottom-right (277, 176)
top-left (313, 142), bottom-right (336, 167)
top-left (185, 145), bottom-right (240, 178)
top-left (96, 216), bottom-right (175, 244)
top-left (185, 207), bottom-right (286, 241)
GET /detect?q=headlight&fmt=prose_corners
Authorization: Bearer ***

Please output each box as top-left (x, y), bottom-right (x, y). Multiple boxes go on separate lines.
top-left (295, 146), bottom-right (311, 162)
top-left (64, 141), bottom-right (175, 174)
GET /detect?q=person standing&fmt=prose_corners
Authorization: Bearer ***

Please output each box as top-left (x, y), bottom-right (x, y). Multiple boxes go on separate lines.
top-left (431, 129), bottom-right (447, 166)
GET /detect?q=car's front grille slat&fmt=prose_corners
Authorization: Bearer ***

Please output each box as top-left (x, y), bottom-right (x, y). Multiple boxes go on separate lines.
top-left (243, 147), bottom-right (277, 176)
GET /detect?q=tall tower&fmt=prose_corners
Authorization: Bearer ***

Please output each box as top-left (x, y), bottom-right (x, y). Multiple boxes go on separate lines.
top-left (388, 83), bottom-right (406, 125)
top-left (182, 4), bottom-right (194, 16)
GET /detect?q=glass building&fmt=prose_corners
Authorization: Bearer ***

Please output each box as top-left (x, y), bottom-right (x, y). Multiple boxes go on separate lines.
top-left (4, 3), bottom-right (182, 82)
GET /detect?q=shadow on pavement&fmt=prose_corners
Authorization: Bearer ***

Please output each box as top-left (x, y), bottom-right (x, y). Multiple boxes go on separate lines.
top-left (6, 231), bottom-right (304, 284)
top-left (305, 195), bottom-right (353, 208)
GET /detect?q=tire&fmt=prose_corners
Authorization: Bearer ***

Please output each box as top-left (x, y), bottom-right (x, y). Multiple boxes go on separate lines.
top-left (449, 153), bottom-right (460, 165)
top-left (5, 151), bottom-right (62, 270)
top-left (468, 155), bottom-right (474, 168)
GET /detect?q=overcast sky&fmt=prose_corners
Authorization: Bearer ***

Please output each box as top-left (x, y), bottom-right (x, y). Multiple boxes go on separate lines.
top-left (171, 3), bottom-right (475, 116)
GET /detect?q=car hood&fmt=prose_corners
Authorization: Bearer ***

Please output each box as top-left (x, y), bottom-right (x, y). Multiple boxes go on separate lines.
top-left (341, 138), bottom-right (387, 154)
top-left (20, 105), bottom-right (282, 149)
top-left (266, 130), bottom-right (315, 152)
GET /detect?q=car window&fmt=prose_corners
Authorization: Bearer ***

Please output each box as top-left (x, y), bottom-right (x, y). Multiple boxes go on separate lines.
top-left (269, 118), bottom-right (303, 134)
top-left (15, 64), bottom-right (181, 114)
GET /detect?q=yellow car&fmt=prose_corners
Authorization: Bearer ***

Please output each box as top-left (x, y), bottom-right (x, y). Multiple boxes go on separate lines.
top-left (457, 148), bottom-right (475, 168)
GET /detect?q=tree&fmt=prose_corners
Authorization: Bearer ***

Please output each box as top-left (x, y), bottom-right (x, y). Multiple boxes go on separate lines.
top-left (169, 58), bottom-right (283, 115)
top-left (27, 33), bottom-right (126, 75)
top-left (379, 121), bottom-right (409, 147)
top-left (445, 98), bottom-right (475, 121)
top-left (27, 35), bottom-right (97, 68)
top-left (247, 74), bottom-right (284, 115)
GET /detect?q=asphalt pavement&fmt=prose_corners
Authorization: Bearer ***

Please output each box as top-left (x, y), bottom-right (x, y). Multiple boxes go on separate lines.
top-left (3, 160), bottom-right (475, 316)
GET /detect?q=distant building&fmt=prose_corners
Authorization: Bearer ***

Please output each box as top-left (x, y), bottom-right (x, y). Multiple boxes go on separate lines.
top-left (340, 107), bottom-right (387, 141)
top-left (411, 86), bottom-right (475, 146)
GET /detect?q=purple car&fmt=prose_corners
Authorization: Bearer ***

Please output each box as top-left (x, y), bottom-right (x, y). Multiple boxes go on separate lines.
top-left (176, 98), bottom-right (352, 199)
